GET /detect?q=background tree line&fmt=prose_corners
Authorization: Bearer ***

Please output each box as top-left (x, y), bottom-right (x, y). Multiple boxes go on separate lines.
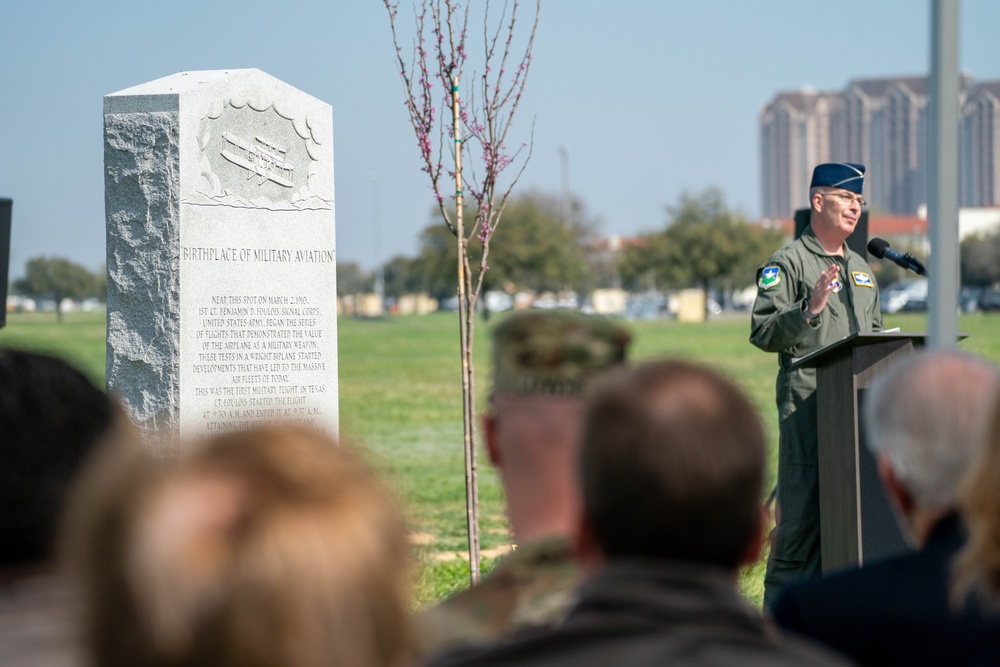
top-left (16, 190), bottom-right (1000, 322)
top-left (11, 257), bottom-right (107, 321)
top-left (375, 191), bottom-right (596, 301)
top-left (339, 188), bottom-right (788, 304)
top-left (960, 230), bottom-right (1000, 287)
top-left (339, 188), bottom-right (1000, 305)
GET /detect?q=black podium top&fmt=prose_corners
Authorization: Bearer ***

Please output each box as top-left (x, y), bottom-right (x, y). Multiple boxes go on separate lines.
top-left (790, 332), bottom-right (930, 370)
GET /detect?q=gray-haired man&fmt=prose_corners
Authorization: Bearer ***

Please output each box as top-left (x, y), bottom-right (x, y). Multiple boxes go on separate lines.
top-left (773, 350), bottom-right (1000, 665)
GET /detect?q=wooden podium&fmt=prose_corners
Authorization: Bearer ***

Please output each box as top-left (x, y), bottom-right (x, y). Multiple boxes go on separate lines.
top-left (791, 332), bottom-right (929, 572)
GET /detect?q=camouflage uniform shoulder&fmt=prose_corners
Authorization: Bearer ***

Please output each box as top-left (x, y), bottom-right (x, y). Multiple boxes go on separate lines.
top-left (413, 536), bottom-right (581, 657)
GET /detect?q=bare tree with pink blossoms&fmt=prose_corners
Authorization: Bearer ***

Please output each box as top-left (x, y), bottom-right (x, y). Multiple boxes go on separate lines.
top-left (383, 0), bottom-right (539, 583)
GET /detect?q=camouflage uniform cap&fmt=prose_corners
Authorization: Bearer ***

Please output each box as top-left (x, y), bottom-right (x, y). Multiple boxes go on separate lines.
top-left (491, 310), bottom-right (631, 397)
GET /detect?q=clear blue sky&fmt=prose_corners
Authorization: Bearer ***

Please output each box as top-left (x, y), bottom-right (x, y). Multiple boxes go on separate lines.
top-left (2, 1), bottom-right (998, 277)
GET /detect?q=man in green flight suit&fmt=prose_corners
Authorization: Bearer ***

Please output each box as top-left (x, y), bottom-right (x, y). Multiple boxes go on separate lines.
top-left (415, 310), bottom-right (632, 659)
top-left (751, 162), bottom-right (883, 607)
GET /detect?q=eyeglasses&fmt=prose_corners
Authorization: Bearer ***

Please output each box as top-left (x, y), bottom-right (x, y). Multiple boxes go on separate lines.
top-left (823, 191), bottom-right (867, 208)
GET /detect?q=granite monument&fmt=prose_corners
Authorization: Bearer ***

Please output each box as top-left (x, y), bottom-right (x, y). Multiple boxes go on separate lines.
top-left (104, 69), bottom-right (338, 452)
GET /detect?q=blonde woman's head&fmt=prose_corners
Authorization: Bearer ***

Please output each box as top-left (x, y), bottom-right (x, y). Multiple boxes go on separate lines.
top-left (69, 426), bottom-right (411, 667)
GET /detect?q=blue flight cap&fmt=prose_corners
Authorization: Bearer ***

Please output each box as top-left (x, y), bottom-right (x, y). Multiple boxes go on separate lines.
top-left (810, 162), bottom-right (865, 194)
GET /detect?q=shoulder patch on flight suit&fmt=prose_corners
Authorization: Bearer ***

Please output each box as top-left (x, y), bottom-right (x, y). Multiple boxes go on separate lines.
top-left (851, 271), bottom-right (873, 287)
top-left (758, 266), bottom-right (781, 290)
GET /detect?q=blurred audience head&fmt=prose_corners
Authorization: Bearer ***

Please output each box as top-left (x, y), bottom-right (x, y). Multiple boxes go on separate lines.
top-left (0, 347), bottom-right (117, 569)
top-left (953, 387), bottom-right (1000, 609)
top-left (489, 310), bottom-right (632, 401)
top-left (578, 359), bottom-right (767, 570)
top-left (67, 425), bottom-right (411, 667)
top-left (484, 310), bottom-right (631, 542)
top-left (863, 350), bottom-right (1000, 530)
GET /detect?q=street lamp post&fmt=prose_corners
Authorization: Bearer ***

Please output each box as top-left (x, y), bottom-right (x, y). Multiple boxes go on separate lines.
top-left (927, 0), bottom-right (960, 349)
top-left (369, 172), bottom-right (385, 306)
top-left (559, 145), bottom-right (570, 228)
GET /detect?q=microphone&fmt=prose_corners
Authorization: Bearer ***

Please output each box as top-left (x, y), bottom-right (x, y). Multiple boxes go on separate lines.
top-left (867, 238), bottom-right (927, 276)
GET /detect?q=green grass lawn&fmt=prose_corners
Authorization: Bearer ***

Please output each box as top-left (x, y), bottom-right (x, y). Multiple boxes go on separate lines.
top-left (4, 308), bottom-right (999, 607)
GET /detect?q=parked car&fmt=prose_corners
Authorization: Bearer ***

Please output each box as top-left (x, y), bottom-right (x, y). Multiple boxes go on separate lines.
top-left (880, 279), bottom-right (928, 314)
top-left (483, 290), bottom-right (513, 312)
top-left (979, 287), bottom-right (1000, 312)
top-left (960, 287), bottom-right (983, 313)
top-left (624, 292), bottom-right (669, 321)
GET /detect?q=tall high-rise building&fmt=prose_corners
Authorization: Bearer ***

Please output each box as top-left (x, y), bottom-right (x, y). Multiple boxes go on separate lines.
top-left (760, 90), bottom-right (836, 220)
top-left (962, 82), bottom-right (1000, 208)
top-left (761, 75), bottom-right (992, 218)
top-left (833, 77), bottom-right (929, 215)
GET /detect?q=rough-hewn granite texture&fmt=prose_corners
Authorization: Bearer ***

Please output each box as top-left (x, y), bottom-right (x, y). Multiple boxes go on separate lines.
top-left (105, 111), bottom-right (180, 454)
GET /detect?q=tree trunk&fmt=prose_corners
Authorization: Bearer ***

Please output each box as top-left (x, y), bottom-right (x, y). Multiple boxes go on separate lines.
top-left (453, 76), bottom-right (481, 585)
